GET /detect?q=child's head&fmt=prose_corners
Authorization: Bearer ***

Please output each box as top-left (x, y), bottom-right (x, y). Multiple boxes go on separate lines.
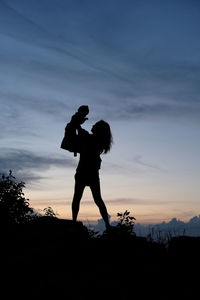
top-left (78, 105), bottom-right (89, 117)
top-left (91, 120), bottom-right (113, 153)
top-left (71, 105), bottom-right (89, 125)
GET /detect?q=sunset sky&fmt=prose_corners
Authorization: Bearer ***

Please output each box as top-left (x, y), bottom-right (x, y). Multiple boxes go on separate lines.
top-left (1, 0), bottom-right (200, 224)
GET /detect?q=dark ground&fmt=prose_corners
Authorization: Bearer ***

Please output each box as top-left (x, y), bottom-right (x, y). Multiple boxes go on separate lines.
top-left (5, 217), bottom-right (200, 299)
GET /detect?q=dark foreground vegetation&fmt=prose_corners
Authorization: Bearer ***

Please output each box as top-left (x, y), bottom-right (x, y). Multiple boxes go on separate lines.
top-left (5, 218), bottom-right (200, 299)
top-left (2, 172), bottom-right (200, 299)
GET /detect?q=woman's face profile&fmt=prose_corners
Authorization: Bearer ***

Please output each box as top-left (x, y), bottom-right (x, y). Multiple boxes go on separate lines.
top-left (91, 123), bottom-right (98, 133)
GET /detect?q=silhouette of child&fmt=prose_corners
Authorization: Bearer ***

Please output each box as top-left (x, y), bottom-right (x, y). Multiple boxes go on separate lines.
top-left (70, 105), bottom-right (89, 126)
top-left (66, 106), bottom-right (113, 230)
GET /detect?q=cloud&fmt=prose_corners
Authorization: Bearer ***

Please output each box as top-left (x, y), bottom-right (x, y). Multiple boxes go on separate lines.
top-left (82, 197), bottom-right (168, 206)
top-left (92, 213), bottom-right (200, 237)
top-left (0, 148), bottom-right (75, 182)
top-left (134, 215), bottom-right (200, 238)
top-left (133, 155), bottom-right (166, 171)
top-left (1, 0), bottom-right (200, 130)
top-left (0, 91), bottom-right (71, 121)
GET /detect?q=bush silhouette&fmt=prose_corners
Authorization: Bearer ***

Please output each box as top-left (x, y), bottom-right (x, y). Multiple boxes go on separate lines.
top-left (0, 170), bottom-right (35, 225)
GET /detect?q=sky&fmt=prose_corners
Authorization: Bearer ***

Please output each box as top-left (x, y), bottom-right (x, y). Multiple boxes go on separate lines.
top-left (1, 0), bottom-right (200, 225)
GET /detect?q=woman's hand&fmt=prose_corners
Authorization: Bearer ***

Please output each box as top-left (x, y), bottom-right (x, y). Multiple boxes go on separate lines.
top-left (71, 113), bottom-right (88, 126)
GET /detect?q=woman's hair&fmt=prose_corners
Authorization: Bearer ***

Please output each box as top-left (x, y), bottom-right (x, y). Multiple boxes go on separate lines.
top-left (92, 120), bottom-right (113, 154)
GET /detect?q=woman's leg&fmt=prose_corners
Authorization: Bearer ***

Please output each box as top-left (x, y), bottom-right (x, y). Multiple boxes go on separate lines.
top-left (90, 182), bottom-right (110, 229)
top-left (72, 181), bottom-right (85, 222)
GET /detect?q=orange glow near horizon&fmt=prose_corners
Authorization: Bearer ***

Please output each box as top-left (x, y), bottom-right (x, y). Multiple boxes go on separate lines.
top-left (29, 195), bottom-right (195, 225)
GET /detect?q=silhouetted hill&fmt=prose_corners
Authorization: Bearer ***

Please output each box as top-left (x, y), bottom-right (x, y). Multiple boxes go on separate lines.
top-left (6, 217), bottom-right (199, 299)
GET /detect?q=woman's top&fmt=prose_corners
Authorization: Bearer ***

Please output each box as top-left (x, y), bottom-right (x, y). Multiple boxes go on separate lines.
top-left (65, 121), bottom-right (102, 185)
top-left (76, 127), bottom-right (102, 173)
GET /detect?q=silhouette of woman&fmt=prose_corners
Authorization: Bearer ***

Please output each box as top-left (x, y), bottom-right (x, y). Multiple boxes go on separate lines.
top-left (64, 107), bottom-right (113, 230)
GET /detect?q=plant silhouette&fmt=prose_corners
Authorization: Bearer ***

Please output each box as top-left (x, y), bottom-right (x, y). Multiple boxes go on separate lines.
top-left (61, 106), bottom-right (113, 230)
top-left (116, 210), bottom-right (136, 235)
top-left (43, 206), bottom-right (58, 218)
top-left (0, 170), bottom-right (34, 225)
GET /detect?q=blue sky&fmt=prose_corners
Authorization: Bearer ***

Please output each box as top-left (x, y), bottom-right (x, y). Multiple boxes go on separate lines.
top-left (1, 0), bottom-right (200, 223)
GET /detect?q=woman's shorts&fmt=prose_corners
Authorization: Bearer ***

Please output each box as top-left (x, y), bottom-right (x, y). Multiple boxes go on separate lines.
top-left (75, 171), bottom-right (100, 186)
